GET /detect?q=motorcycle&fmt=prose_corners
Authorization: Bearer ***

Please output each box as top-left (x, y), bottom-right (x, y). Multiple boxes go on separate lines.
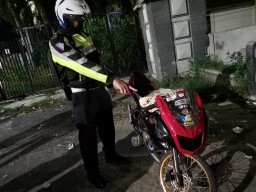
top-left (128, 72), bottom-right (217, 192)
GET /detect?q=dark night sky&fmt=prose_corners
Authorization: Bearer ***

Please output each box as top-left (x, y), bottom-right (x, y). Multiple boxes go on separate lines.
top-left (206, 0), bottom-right (254, 11)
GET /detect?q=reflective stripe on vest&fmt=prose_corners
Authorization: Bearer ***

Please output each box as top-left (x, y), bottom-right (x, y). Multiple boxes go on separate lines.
top-left (49, 43), bottom-right (108, 83)
top-left (72, 34), bottom-right (96, 55)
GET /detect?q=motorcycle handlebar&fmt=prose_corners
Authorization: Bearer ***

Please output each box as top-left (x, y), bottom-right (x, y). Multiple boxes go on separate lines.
top-left (133, 91), bottom-right (141, 100)
top-left (142, 103), bottom-right (157, 112)
top-left (130, 88), bottom-right (157, 112)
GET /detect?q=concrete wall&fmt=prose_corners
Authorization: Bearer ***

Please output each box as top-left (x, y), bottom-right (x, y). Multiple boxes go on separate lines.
top-left (210, 5), bottom-right (255, 33)
top-left (170, 0), bottom-right (207, 74)
top-left (246, 41), bottom-right (256, 96)
top-left (139, 1), bottom-right (177, 79)
top-left (208, 25), bottom-right (256, 63)
top-left (138, 0), bottom-right (207, 78)
top-left (189, 0), bottom-right (208, 61)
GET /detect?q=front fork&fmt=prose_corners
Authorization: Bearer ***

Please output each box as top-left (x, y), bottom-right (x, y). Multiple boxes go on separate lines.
top-left (172, 148), bottom-right (184, 188)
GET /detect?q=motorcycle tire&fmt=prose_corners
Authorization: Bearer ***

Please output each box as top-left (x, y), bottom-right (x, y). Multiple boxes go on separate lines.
top-left (160, 152), bottom-right (218, 192)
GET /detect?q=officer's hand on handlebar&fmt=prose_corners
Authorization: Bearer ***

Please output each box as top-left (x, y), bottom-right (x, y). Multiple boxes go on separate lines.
top-left (113, 77), bottom-right (137, 94)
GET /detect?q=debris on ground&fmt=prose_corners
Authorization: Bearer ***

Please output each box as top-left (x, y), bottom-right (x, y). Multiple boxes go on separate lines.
top-left (209, 117), bottom-right (215, 121)
top-left (232, 126), bottom-right (243, 134)
top-left (131, 135), bottom-right (144, 147)
top-left (245, 155), bottom-right (253, 159)
top-left (246, 143), bottom-right (256, 152)
top-left (211, 94), bottom-right (217, 100)
top-left (68, 143), bottom-right (74, 150)
top-left (42, 182), bottom-right (51, 188)
top-left (0, 117), bottom-right (6, 121)
top-left (218, 100), bottom-right (233, 106)
top-left (38, 124), bottom-right (43, 130)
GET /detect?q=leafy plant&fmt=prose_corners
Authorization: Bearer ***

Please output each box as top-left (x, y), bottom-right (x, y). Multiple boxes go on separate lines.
top-left (190, 52), bottom-right (247, 78)
top-left (223, 52), bottom-right (246, 78)
top-left (189, 52), bottom-right (248, 95)
top-left (152, 73), bottom-right (211, 94)
top-left (189, 55), bottom-right (225, 74)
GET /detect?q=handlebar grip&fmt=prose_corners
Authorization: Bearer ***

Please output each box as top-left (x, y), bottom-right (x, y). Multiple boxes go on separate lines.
top-left (142, 103), bottom-right (157, 112)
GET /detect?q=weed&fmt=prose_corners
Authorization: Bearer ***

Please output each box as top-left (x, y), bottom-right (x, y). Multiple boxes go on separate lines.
top-left (230, 80), bottom-right (248, 95)
top-left (223, 52), bottom-right (247, 77)
top-left (0, 97), bottom-right (69, 118)
top-left (189, 55), bottom-right (225, 73)
top-left (189, 52), bottom-right (248, 95)
top-left (151, 73), bottom-right (211, 94)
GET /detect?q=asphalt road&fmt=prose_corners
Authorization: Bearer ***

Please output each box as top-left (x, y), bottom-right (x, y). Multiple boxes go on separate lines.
top-left (0, 93), bottom-right (256, 192)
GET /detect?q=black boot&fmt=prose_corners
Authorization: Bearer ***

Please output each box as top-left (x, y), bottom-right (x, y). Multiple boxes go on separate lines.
top-left (87, 172), bottom-right (109, 189)
top-left (105, 153), bottom-right (131, 165)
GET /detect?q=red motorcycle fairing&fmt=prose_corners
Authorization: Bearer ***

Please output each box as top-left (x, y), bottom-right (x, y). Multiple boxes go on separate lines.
top-left (155, 93), bottom-right (205, 156)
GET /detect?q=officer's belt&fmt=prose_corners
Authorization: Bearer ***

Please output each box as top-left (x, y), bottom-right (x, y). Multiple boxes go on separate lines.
top-left (71, 85), bottom-right (102, 93)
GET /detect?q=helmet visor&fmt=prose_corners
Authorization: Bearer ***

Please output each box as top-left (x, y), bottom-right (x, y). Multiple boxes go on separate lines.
top-left (65, 14), bottom-right (86, 22)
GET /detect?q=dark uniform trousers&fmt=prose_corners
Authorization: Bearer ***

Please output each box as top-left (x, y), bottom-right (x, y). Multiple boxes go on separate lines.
top-left (71, 86), bottom-right (116, 174)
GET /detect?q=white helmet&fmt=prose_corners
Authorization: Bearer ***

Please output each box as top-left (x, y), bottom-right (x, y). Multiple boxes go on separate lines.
top-left (55, 0), bottom-right (91, 28)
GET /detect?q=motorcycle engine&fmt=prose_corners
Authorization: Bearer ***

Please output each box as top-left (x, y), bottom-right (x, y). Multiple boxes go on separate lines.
top-left (142, 130), bottom-right (157, 152)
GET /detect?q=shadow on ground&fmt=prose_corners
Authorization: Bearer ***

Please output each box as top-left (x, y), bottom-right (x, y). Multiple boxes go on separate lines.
top-left (0, 132), bottom-right (154, 192)
top-left (0, 111), bottom-right (75, 169)
top-left (1, 86), bottom-right (256, 192)
top-left (0, 103), bottom-right (155, 192)
top-left (201, 94), bottom-right (256, 192)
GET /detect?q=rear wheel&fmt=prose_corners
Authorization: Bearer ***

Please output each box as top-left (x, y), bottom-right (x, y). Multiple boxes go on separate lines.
top-left (160, 153), bottom-right (217, 192)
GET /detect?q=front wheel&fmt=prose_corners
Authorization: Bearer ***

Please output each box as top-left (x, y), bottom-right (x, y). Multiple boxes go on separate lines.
top-left (160, 153), bottom-right (218, 192)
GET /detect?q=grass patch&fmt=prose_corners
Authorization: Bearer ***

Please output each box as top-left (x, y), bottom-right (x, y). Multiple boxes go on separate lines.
top-left (152, 73), bottom-right (212, 95)
top-left (0, 97), bottom-right (69, 118)
top-left (190, 55), bottom-right (225, 72)
top-left (144, 52), bottom-right (247, 98)
top-left (190, 53), bottom-right (246, 77)
top-left (189, 53), bottom-right (248, 95)
top-left (113, 97), bottom-right (131, 121)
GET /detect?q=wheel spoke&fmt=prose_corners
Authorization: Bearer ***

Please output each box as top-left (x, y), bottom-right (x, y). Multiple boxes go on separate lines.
top-left (160, 154), bottom-right (216, 192)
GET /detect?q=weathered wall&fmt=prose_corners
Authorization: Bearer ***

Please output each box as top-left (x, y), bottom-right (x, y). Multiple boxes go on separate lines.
top-left (246, 41), bottom-right (256, 96)
top-left (138, 0), bottom-right (207, 78)
top-left (189, 0), bottom-right (208, 62)
top-left (208, 25), bottom-right (256, 62)
top-left (208, 5), bottom-right (256, 63)
top-left (141, 1), bottom-right (176, 79)
top-left (210, 5), bottom-right (255, 33)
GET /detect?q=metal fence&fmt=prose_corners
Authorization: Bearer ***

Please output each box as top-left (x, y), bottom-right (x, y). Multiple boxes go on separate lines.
top-left (0, 24), bottom-right (55, 100)
top-left (0, 11), bottom-right (147, 100)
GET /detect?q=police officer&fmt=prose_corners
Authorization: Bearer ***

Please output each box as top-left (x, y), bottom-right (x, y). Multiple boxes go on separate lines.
top-left (49, 0), bottom-right (136, 189)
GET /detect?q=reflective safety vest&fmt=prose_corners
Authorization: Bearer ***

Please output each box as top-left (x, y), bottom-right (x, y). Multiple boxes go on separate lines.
top-left (67, 33), bottom-right (96, 56)
top-left (49, 29), bottom-right (112, 84)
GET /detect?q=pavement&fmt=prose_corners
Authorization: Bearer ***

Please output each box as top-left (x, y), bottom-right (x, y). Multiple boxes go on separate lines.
top-left (0, 89), bottom-right (256, 192)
